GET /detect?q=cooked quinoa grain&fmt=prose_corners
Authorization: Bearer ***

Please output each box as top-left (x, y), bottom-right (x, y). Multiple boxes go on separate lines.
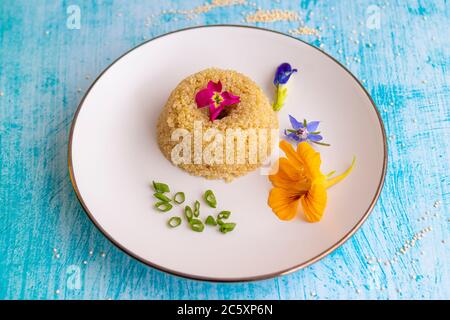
top-left (157, 68), bottom-right (279, 182)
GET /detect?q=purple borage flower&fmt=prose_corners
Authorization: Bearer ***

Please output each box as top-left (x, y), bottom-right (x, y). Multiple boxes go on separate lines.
top-left (284, 115), bottom-right (330, 146)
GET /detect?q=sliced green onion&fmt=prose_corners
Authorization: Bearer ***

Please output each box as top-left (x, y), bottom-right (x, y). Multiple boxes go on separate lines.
top-left (152, 181), bottom-right (170, 193)
top-left (173, 192), bottom-right (185, 204)
top-left (154, 192), bottom-right (171, 202)
top-left (155, 201), bottom-right (172, 212)
top-left (219, 222), bottom-right (236, 234)
top-left (189, 219), bottom-right (205, 232)
top-left (193, 200), bottom-right (200, 217)
top-left (217, 211), bottom-right (231, 220)
top-left (205, 215), bottom-right (217, 226)
top-left (184, 205), bottom-right (193, 221)
top-left (167, 217), bottom-right (181, 228)
top-left (203, 190), bottom-right (217, 208)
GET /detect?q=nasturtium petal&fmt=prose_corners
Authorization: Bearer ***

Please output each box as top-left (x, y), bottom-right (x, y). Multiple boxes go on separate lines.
top-left (300, 182), bottom-right (327, 222)
top-left (268, 187), bottom-right (301, 221)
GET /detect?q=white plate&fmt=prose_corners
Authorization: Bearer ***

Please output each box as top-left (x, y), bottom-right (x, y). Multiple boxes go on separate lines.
top-left (69, 26), bottom-right (387, 282)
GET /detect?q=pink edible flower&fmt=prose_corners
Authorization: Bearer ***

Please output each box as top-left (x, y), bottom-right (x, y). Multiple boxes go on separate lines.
top-left (195, 81), bottom-right (240, 121)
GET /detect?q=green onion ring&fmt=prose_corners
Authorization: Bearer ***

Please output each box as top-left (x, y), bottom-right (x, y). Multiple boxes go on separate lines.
top-left (184, 205), bottom-right (193, 221)
top-left (152, 181), bottom-right (170, 193)
top-left (190, 219), bottom-right (205, 232)
top-left (203, 190), bottom-right (217, 208)
top-left (167, 217), bottom-right (181, 228)
top-left (173, 192), bottom-right (185, 204)
top-left (155, 201), bottom-right (172, 212)
top-left (205, 215), bottom-right (217, 226)
top-left (193, 200), bottom-right (200, 217)
top-left (217, 210), bottom-right (231, 220)
top-left (154, 192), bottom-right (171, 202)
top-left (219, 222), bottom-right (236, 234)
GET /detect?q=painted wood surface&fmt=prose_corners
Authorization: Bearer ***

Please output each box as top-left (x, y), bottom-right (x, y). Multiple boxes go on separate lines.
top-left (0, 0), bottom-right (448, 300)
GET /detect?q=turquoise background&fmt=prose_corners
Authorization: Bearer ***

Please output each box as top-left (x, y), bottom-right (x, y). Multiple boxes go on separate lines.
top-left (0, 0), bottom-right (448, 299)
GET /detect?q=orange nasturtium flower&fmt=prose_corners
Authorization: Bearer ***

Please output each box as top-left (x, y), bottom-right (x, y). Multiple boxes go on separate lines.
top-left (268, 141), bottom-right (355, 222)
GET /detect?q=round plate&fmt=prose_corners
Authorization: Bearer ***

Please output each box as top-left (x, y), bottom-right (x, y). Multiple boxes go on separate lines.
top-left (69, 25), bottom-right (387, 282)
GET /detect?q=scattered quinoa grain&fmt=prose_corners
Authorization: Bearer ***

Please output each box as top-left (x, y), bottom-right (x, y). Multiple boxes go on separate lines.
top-left (289, 26), bottom-right (320, 37)
top-left (246, 9), bottom-right (299, 23)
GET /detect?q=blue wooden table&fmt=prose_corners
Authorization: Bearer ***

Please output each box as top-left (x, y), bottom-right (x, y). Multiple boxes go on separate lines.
top-left (0, 0), bottom-right (448, 300)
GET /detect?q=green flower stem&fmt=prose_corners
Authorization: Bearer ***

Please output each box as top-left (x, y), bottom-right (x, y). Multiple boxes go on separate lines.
top-left (311, 140), bottom-right (331, 147)
top-left (272, 85), bottom-right (288, 112)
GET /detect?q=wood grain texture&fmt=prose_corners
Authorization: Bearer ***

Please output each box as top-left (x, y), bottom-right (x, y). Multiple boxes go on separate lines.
top-left (0, 0), bottom-right (448, 300)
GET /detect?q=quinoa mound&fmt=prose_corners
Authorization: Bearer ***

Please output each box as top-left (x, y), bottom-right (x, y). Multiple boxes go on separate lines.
top-left (157, 68), bottom-right (279, 181)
